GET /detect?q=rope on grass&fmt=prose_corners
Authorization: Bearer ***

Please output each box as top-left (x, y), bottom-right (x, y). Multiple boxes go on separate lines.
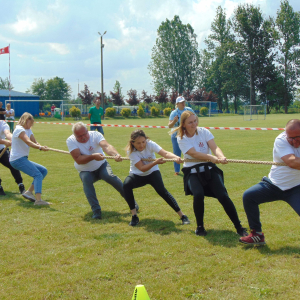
top-left (46, 147), bottom-right (287, 166)
top-left (0, 146), bottom-right (8, 159)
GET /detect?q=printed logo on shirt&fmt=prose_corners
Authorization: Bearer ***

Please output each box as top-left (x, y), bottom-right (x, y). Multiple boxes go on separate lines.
top-left (199, 142), bottom-right (204, 148)
top-left (89, 146), bottom-right (94, 151)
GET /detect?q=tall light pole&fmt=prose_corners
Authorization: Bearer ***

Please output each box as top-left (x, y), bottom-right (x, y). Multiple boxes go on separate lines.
top-left (98, 31), bottom-right (107, 119)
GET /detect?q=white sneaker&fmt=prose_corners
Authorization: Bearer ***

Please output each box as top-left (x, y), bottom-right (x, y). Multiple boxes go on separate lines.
top-left (34, 200), bottom-right (50, 206)
top-left (22, 191), bottom-right (36, 202)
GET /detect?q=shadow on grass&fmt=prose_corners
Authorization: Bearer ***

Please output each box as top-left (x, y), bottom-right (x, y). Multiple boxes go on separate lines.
top-left (138, 218), bottom-right (182, 235)
top-left (195, 229), bottom-right (241, 248)
top-left (243, 244), bottom-right (300, 256)
top-left (82, 210), bottom-right (130, 224)
top-left (3, 192), bottom-right (59, 212)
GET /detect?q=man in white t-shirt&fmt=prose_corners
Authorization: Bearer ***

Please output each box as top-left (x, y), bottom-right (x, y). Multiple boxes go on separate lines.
top-left (0, 120), bottom-right (25, 195)
top-left (66, 122), bottom-right (135, 219)
top-left (240, 119), bottom-right (300, 246)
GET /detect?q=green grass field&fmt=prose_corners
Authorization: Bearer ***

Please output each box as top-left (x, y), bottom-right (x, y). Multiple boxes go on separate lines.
top-left (1, 114), bottom-right (300, 299)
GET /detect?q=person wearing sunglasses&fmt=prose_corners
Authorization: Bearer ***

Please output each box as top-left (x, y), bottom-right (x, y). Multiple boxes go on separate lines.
top-left (240, 119), bottom-right (300, 246)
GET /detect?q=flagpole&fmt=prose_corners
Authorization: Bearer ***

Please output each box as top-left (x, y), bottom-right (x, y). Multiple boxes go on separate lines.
top-left (9, 44), bottom-right (11, 102)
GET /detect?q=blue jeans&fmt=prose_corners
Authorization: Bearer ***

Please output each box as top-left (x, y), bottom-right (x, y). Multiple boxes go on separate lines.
top-left (10, 156), bottom-right (47, 194)
top-left (79, 161), bottom-right (125, 212)
top-left (243, 177), bottom-right (300, 232)
top-left (171, 135), bottom-right (181, 173)
top-left (90, 124), bottom-right (104, 135)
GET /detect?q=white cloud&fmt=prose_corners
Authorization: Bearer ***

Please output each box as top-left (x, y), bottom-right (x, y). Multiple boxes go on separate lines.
top-left (11, 17), bottom-right (37, 34)
top-left (48, 43), bottom-right (70, 55)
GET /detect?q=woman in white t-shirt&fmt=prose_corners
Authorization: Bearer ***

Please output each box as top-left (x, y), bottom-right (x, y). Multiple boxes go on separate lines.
top-left (175, 110), bottom-right (248, 237)
top-left (123, 129), bottom-right (190, 226)
top-left (5, 103), bottom-right (14, 133)
top-left (9, 112), bottom-right (50, 205)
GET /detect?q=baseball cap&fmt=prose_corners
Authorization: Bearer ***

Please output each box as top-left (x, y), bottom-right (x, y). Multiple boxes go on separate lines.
top-left (176, 96), bottom-right (185, 104)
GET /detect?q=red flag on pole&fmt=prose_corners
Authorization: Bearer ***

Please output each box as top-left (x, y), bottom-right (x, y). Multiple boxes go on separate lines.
top-left (0, 46), bottom-right (9, 55)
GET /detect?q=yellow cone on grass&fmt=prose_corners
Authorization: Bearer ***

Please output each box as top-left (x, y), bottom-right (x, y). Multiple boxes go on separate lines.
top-left (131, 285), bottom-right (150, 300)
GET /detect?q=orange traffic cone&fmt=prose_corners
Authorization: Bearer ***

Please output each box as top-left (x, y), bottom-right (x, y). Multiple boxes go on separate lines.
top-left (131, 285), bottom-right (150, 300)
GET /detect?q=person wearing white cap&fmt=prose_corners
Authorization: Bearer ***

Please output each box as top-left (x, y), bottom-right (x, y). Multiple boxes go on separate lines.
top-left (168, 96), bottom-right (195, 175)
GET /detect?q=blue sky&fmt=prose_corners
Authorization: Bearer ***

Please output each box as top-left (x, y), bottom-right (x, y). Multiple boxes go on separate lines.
top-left (0, 0), bottom-right (299, 100)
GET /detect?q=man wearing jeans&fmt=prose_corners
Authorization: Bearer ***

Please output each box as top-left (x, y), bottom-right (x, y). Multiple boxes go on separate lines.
top-left (66, 122), bottom-right (136, 219)
top-left (240, 119), bottom-right (300, 245)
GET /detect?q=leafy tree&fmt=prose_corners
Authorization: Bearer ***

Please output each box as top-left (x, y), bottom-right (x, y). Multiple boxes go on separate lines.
top-left (140, 90), bottom-right (153, 104)
top-left (192, 88), bottom-right (208, 102)
top-left (46, 76), bottom-right (71, 100)
top-left (205, 6), bottom-right (234, 110)
top-left (182, 89), bottom-right (193, 102)
top-left (155, 89), bottom-right (168, 106)
top-left (205, 91), bottom-right (218, 103)
top-left (149, 15), bottom-right (200, 94)
top-left (169, 89), bottom-right (179, 105)
top-left (78, 84), bottom-right (94, 112)
top-left (29, 78), bottom-right (48, 110)
top-left (233, 4), bottom-right (276, 105)
top-left (113, 80), bottom-right (123, 98)
top-left (126, 89), bottom-right (140, 106)
top-left (275, 0), bottom-right (300, 113)
top-left (0, 77), bottom-right (13, 90)
top-left (110, 90), bottom-right (125, 106)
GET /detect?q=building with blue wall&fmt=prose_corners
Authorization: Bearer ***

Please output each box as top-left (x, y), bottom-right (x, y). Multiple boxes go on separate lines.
top-left (0, 90), bottom-right (40, 117)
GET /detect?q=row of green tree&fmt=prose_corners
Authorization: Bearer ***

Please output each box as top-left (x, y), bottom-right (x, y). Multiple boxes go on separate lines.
top-left (79, 81), bottom-right (218, 108)
top-left (148, 0), bottom-right (300, 113)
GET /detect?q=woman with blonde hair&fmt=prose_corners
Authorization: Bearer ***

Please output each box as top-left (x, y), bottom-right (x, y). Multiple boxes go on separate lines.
top-left (5, 103), bottom-right (15, 133)
top-left (123, 129), bottom-right (190, 226)
top-left (9, 112), bottom-right (50, 205)
top-left (174, 110), bottom-right (248, 237)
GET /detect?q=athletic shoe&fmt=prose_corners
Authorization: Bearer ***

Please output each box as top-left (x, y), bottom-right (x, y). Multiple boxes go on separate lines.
top-left (19, 184), bottom-right (25, 194)
top-left (181, 215), bottom-right (190, 225)
top-left (135, 201), bottom-right (139, 212)
top-left (129, 215), bottom-right (139, 226)
top-left (237, 227), bottom-right (249, 237)
top-left (22, 191), bottom-right (36, 202)
top-left (92, 209), bottom-right (102, 219)
top-left (195, 226), bottom-right (207, 236)
top-left (34, 200), bottom-right (50, 206)
top-left (239, 229), bottom-right (265, 245)
top-left (0, 186), bottom-right (6, 196)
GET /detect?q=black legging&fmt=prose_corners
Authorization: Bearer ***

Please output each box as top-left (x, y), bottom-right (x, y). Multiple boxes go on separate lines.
top-left (187, 171), bottom-right (241, 229)
top-left (123, 170), bottom-right (181, 212)
top-left (0, 148), bottom-right (23, 184)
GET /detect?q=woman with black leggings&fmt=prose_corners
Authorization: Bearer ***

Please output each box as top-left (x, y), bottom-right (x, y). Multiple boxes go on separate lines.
top-left (174, 110), bottom-right (248, 237)
top-left (123, 129), bottom-right (190, 226)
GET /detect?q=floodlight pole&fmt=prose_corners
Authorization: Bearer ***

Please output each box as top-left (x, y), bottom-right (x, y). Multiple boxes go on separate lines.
top-left (98, 31), bottom-right (107, 120)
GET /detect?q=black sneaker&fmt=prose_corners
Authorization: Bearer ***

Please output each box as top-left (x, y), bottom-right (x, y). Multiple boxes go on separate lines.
top-left (129, 215), bottom-right (139, 226)
top-left (237, 227), bottom-right (249, 237)
top-left (92, 209), bottom-right (102, 219)
top-left (195, 226), bottom-right (207, 236)
top-left (181, 215), bottom-right (190, 225)
top-left (134, 201), bottom-right (139, 212)
top-left (0, 186), bottom-right (6, 196)
top-left (19, 184), bottom-right (25, 194)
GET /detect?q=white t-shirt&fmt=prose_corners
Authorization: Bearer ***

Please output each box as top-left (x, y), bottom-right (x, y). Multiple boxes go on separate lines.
top-left (177, 127), bottom-right (214, 173)
top-left (9, 125), bottom-right (33, 162)
top-left (66, 131), bottom-right (106, 172)
top-left (0, 120), bottom-right (10, 150)
top-left (6, 109), bottom-right (14, 120)
top-left (129, 140), bottom-right (162, 176)
top-left (268, 131), bottom-right (300, 190)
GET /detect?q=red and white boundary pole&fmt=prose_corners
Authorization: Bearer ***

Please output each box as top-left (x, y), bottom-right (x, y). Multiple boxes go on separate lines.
top-left (5, 120), bottom-right (285, 131)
